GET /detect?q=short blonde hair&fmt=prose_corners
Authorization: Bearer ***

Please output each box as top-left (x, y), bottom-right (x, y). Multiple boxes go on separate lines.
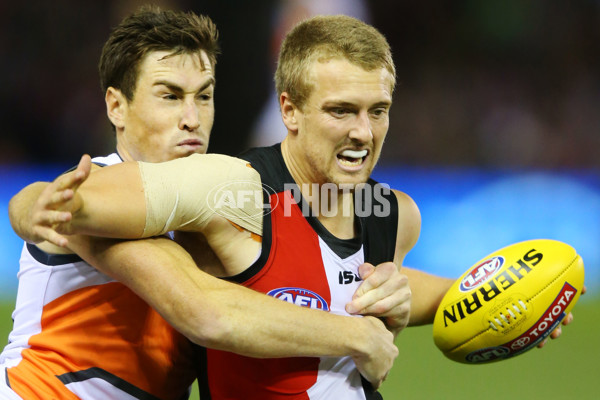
top-left (275, 15), bottom-right (396, 109)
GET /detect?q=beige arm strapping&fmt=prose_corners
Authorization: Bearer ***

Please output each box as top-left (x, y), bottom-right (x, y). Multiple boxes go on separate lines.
top-left (139, 153), bottom-right (263, 237)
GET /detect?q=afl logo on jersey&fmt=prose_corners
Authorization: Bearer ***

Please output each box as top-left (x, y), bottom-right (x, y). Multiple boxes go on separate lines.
top-left (267, 287), bottom-right (329, 311)
top-left (459, 256), bottom-right (504, 292)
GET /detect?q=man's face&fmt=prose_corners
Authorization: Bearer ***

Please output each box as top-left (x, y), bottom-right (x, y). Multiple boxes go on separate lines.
top-left (291, 58), bottom-right (393, 187)
top-left (116, 50), bottom-right (215, 162)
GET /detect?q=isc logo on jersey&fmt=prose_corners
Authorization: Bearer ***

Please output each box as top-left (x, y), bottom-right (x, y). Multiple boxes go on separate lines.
top-left (267, 287), bottom-right (329, 311)
top-left (459, 256), bottom-right (504, 292)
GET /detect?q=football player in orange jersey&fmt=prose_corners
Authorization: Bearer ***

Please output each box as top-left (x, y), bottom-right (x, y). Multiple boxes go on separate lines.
top-left (7, 10), bottom-right (579, 400)
top-left (3, 7), bottom-right (405, 400)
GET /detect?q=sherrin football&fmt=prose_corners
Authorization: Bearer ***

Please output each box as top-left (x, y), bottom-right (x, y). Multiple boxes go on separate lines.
top-left (433, 239), bottom-right (584, 364)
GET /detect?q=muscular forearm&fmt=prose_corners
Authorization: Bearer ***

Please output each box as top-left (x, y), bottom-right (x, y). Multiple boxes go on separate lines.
top-left (403, 267), bottom-right (454, 326)
top-left (69, 162), bottom-right (147, 238)
top-left (69, 154), bottom-right (262, 239)
top-left (193, 276), bottom-right (383, 358)
top-left (9, 182), bottom-right (49, 243)
top-left (72, 236), bottom-right (382, 359)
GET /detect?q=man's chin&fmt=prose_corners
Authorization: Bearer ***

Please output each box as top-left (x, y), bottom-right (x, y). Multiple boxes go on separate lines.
top-left (177, 147), bottom-right (207, 158)
top-left (329, 175), bottom-right (371, 189)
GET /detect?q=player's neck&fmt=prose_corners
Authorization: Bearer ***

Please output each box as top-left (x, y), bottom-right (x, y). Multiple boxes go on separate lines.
top-left (115, 142), bottom-right (136, 162)
top-left (281, 138), bottom-right (357, 239)
top-left (316, 201), bottom-right (356, 240)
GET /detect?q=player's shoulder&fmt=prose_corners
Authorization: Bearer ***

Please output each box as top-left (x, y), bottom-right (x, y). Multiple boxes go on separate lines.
top-left (359, 179), bottom-right (419, 222)
top-left (184, 153), bottom-right (259, 181)
top-left (237, 144), bottom-right (290, 190)
top-left (391, 189), bottom-right (420, 221)
top-left (390, 188), bottom-right (421, 256)
top-left (237, 144), bottom-right (281, 165)
top-left (183, 152), bottom-right (249, 167)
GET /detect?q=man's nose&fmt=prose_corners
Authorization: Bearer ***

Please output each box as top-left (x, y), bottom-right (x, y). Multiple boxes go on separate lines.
top-left (179, 100), bottom-right (200, 132)
top-left (349, 111), bottom-right (373, 142)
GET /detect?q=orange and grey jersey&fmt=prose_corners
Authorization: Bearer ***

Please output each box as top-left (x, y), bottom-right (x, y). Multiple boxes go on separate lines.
top-left (0, 153), bottom-right (196, 400)
top-left (198, 144), bottom-right (399, 400)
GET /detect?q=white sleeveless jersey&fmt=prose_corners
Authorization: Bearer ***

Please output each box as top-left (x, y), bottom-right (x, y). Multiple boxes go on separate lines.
top-left (0, 153), bottom-right (196, 400)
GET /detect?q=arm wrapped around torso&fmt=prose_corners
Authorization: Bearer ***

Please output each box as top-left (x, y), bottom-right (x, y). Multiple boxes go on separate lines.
top-left (139, 153), bottom-right (263, 237)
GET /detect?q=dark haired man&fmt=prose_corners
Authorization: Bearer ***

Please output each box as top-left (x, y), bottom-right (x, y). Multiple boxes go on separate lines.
top-left (2, 8), bottom-right (402, 400)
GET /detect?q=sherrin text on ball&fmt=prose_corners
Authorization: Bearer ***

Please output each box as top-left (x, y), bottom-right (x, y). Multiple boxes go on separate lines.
top-left (433, 239), bottom-right (584, 363)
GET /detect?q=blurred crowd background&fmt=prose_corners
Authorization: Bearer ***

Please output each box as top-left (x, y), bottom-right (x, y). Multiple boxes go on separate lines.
top-left (1, 0), bottom-right (599, 297)
top-left (1, 0), bottom-right (598, 168)
top-left (0, 4), bottom-right (598, 394)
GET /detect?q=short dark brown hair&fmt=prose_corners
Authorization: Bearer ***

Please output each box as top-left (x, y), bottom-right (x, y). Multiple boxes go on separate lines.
top-left (99, 5), bottom-right (219, 101)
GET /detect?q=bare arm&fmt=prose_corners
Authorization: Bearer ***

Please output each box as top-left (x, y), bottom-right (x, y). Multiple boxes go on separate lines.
top-left (68, 159), bottom-right (147, 238)
top-left (69, 235), bottom-right (397, 386)
top-left (10, 155), bottom-right (150, 241)
top-left (392, 189), bottom-right (456, 326)
top-left (9, 154), bottom-right (398, 385)
top-left (8, 155), bottom-right (103, 247)
top-left (42, 153), bottom-right (264, 241)
top-left (9, 182), bottom-right (51, 243)
top-left (9, 162), bottom-right (397, 385)
top-left (8, 159), bottom-right (90, 246)
top-left (338, 185), bottom-right (582, 346)
top-left (402, 267), bottom-right (453, 326)
top-left (346, 190), bottom-right (420, 335)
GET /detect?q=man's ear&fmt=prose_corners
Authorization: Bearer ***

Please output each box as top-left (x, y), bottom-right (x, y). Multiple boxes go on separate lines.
top-left (105, 87), bottom-right (127, 129)
top-left (280, 92), bottom-right (299, 133)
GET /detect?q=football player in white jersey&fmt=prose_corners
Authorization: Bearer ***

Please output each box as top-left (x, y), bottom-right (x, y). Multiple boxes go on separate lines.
top-left (2, 7), bottom-right (409, 400)
top-left (7, 11), bottom-right (580, 400)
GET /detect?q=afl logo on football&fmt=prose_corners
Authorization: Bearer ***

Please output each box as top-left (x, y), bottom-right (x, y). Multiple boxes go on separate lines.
top-left (459, 256), bottom-right (504, 292)
top-left (466, 346), bottom-right (510, 363)
top-left (267, 287), bottom-right (329, 311)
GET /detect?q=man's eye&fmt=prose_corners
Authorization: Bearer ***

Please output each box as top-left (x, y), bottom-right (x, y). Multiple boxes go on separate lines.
top-left (371, 108), bottom-right (387, 117)
top-left (331, 108), bottom-right (348, 116)
top-left (163, 94), bottom-right (178, 100)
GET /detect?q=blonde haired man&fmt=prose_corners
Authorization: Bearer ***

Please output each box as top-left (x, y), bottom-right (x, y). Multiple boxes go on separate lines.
top-left (3, 11), bottom-right (403, 400)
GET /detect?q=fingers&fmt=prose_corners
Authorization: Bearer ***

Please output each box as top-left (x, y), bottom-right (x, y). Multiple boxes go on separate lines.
top-left (26, 155), bottom-right (91, 246)
top-left (357, 263), bottom-right (376, 282)
top-left (352, 262), bottom-right (396, 299)
top-left (47, 155), bottom-right (91, 201)
top-left (31, 183), bottom-right (75, 227)
top-left (346, 262), bottom-right (408, 315)
top-left (35, 226), bottom-right (70, 248)
top-left (35, 175), bottom-right (80, 216)
top-left (348, 286), bottom-right (411, 317)
top-left (35, 155), bottom-right (92, 217)
top-left (346, 264), bottom-right (412, 333)
top-left (40, 189), bottom-right (75, 211)
top-left (75, 154), bottom-right (92, 179)
top-left (352, 263), bottom-right (380, 300)
top-left (562, 312), bottom-right (574, 326)
top-left (537, 312), bottom-right (574, 349)
top-left (353, 316), bottom-right (397, 388)
top-left (537, 325), bottom-right (562, 348)
top-left (29, 206), bottom-right (73, 246)
top-left (32, 208), bottom-right (72, 227)
top-left (550, 325), bottom-right (562, 339)
top-left (57, 155), bottom-right (92, 193)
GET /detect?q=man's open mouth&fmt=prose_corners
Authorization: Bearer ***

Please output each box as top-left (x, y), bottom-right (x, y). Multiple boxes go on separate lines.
top-left (337, 149), bottom-right (368, 167)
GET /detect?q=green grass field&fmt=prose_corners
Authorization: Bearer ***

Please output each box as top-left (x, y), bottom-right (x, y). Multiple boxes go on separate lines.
top-left (1, 298), bottom-right (598, 399)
